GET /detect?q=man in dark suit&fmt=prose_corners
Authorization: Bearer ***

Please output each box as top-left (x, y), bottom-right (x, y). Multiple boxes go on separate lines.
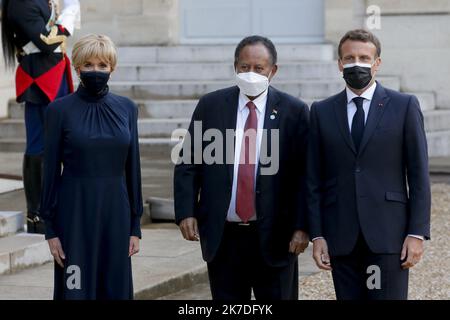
top-left (307, 29), bottom-right (431, 300)
top-left (174, 35), bottom-right (310, 300)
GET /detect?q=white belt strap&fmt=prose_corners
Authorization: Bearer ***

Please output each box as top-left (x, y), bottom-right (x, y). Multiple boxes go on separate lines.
top-left (22, 41), bottom-right (62, 55)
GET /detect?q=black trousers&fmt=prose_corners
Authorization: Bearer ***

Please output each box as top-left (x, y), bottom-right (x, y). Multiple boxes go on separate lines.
top-left (207, 222), bottom-right (298, 300)
top-left (330, 232), bottom-right (409, 300)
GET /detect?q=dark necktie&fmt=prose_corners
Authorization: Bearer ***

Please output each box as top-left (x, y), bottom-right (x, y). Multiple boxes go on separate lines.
top-left (351, 97), bottom-right (365, 152)
top-left (236, 101), bottom-right (257, 222)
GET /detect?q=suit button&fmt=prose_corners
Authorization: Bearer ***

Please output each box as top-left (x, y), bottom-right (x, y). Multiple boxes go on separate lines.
top-left (256, 190), bottom-right (261, 194)
top-left (355, 167), bottom-right (361, 173)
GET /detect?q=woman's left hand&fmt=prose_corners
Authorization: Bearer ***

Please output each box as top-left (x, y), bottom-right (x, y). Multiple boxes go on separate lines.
top-left (129, 236), bottom-right (140, 257)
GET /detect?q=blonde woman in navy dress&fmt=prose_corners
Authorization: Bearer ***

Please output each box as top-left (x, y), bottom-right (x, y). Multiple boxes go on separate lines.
top-left (39, 34), bottom-right (143, 299)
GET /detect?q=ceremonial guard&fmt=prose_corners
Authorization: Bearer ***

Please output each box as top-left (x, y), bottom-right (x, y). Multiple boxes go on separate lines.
top-left (1, 0), bottom-right (80, 233)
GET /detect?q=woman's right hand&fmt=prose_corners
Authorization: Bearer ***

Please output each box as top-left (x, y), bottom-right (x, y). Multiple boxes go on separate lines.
top-left (47, 237), bottom-right (66, 268)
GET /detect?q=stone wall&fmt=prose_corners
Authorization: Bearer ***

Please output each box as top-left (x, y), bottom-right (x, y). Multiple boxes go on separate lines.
top-left (324, 0), bottom-right (365, 49)
top-left (325, 0), bottom-right (450, 109)
top-left (367, 0), bottom-right (450, 108)
top-left (1, 0), bottom-right (449, 115)
top-left (72, 0), bottom-right (179, 46)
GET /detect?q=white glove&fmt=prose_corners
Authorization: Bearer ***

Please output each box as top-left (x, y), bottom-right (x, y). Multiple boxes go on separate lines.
top-left (56, 0), bottom-right (81, 35)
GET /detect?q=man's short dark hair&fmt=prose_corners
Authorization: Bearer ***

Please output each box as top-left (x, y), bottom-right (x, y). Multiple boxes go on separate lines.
top-left (234, 35), bottom-right (278, 65)
top-left (338, 29), bottom-right (381, 59)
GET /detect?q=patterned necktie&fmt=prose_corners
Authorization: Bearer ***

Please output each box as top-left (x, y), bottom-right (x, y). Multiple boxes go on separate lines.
top-left (236, 101), bottom-right (257, 222)
top-left (351, 97), bottom-right (365, 152)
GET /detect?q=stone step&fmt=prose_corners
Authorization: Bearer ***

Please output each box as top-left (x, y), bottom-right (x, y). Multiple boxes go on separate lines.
top-left (148, 197), bottom-right (175, 221)
top-left (0, 212), bottom-right (24, 238)
top-left (0, 137), bottom-right (177, 157)
top-left (7, 99), bottom-right (187, 120)
top-left (427, 130), bottom-right (450, 158)
top-left (0, 138), bottom-right (25, 152)
top-left (137, 99), bottom-right (320, 119)
top-left (107, 77), bottom-right (400, 100)
top-left (137, 98), bottom-right (317, 118)
top-left (113, 61), bottom-right (341, 81)
top-left (8, 98), bottom-right (317, 120)
top-left (0, 138), bottom-right (25, 153)
top-left (0, 233), bottom-right (52, 275)
top-left (143, 128), bottom-right (450, 160)
top-left (137, 100), bottom-right (197, 119)
top-left (138, 118), bottom-right (190, 138)
top-left (8, 101), bottom-right (450, 142)
top-left (0, 178), bottom-right (23, 195)
top-left (0, 120), bottom-right (25, 139)
top-left (117, 44), bottom-right (334, 64)
top-left (406, 92), bottom-right (436, 112)
top-left (424, 110), bottom-right (450, 132)
top-left (6, 100), bottom-right (23, 120)
top-left (0, 118), bottom-right (190, 139)
top-left (146, 131), bottom-right (450, 160)
top-left (0, 229), bottom-right (207, 300)
top-left (6, 87), bottom-right (428, 122)
top-left (6, 77), bottom-right (399, 119)
top-left (139, 138), bottom-right (178, 158)
top-left (138, 108), bottom-right (450, 136)
top-left (0, 130), bottom-right (448, 158)
top-left (437, 105), bottom-right (450, 110)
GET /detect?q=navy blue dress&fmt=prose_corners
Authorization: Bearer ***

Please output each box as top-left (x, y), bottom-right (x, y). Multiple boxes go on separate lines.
top-left (39, 85), bottom-right (143, 300)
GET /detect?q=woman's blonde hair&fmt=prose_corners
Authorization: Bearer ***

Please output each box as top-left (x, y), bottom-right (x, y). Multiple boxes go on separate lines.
top-left (72, 34), bottom-right (118, 71)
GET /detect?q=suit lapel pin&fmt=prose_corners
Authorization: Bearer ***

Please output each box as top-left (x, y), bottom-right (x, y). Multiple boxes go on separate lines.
top-left (270, 108), bottom-right (278, 120)
top-left (379, 103), bottom-right (383, 107)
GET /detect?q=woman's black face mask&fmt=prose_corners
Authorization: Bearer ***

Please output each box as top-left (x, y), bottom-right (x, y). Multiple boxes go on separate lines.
top-left (79, 71), bottom-right (110, 95)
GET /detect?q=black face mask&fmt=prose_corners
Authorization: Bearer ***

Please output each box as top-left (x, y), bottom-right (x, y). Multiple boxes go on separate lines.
top-left (79, 71), bottom-right (110, 95)
top-left (342, 63), bottom-right (373, 90)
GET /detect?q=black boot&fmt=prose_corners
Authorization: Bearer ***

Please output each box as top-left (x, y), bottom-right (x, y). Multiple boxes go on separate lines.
top-left (23, 154), bottom-right (46, 234)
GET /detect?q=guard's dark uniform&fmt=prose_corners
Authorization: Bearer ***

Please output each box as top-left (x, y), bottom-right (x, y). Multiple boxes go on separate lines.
top-left (4, 0), bottom-right (75, 233)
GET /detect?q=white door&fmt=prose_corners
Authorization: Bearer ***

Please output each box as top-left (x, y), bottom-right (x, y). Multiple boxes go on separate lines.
top-left (179, 0), bottom-right (325, 44)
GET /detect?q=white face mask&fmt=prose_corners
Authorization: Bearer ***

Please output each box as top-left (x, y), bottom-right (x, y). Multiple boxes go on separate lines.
top-left (235, 71), bottom-right (271, 97)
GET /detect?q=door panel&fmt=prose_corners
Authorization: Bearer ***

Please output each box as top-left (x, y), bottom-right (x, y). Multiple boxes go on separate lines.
top-left (179, 0), bottom-right (325, 44)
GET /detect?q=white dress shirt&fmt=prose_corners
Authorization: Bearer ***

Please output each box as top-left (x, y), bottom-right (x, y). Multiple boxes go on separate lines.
top-left (312, 82), bottom-right (424, 242)
top-left (226, 90), bottom-right (268, 222)
top-left (346, 81), bottom-right (377, 130)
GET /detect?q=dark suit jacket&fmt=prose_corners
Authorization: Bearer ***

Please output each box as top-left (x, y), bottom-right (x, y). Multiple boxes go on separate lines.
top-left (307, 82), bottom-right (431, 256)
top-left (174, 86), bottom-right (309, 267)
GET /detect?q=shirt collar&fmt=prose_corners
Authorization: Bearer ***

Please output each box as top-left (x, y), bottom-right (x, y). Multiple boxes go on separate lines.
top-left (346, 81), bottom-right (377, 105)
top-left (238, 88), bottom-right (268, 113)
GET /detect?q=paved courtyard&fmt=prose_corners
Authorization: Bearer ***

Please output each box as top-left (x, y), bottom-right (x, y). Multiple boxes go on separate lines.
top-left (0, 151), bottom-right (449, 299)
